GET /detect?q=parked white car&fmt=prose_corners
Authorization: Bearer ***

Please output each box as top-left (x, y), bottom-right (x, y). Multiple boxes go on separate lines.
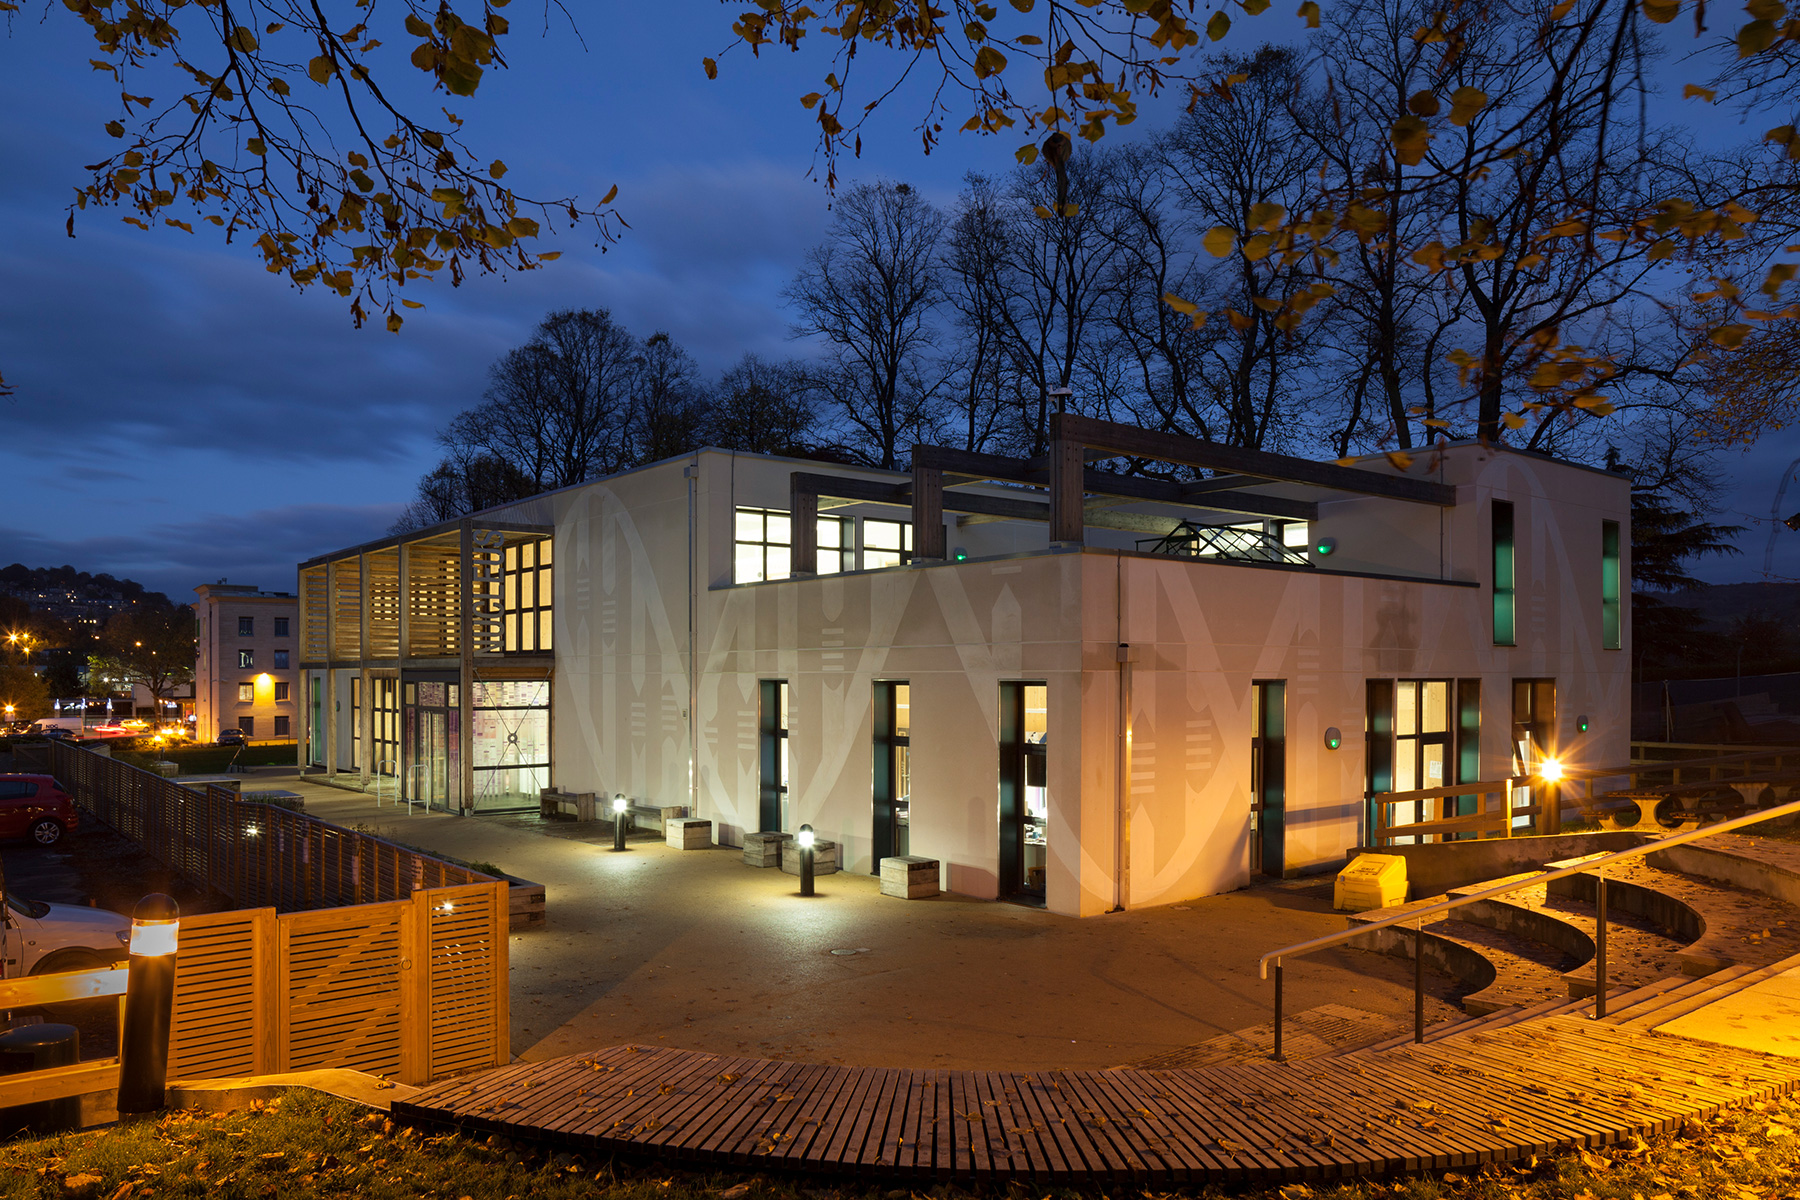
top-left (1, 894), bottom-right (129, 977)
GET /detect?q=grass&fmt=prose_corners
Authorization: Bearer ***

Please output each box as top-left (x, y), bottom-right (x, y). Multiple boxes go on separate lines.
top-left (4, 1085), bottom-right (1800, 1200)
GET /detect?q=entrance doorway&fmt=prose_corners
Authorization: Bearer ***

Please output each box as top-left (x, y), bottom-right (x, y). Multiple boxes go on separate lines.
top-left (1250, 681), bottom-right (1286, 875)
top-left (872, 682), bottom-right (911, 865)
top-left (999, 682), bottom-right (1048, 903)
top-left (404, 678), bottom-right (460, 812)
top-left (1512, 678), bottom-right (1557, 832)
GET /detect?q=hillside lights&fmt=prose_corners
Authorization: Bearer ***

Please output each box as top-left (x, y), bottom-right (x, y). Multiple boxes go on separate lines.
top-left (798, 823), bottom-right (817, 897)
top-left (612, 793), bottom-right (629, 852)
top-left (118, 894), bottom-right (180, 1115)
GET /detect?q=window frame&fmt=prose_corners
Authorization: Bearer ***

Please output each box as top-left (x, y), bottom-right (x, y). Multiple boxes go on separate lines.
top-left (274, 681), bottom-right (290, 701)
top-left (237, 682), bottom-right (255, 703)
top-left (239, 715), bottom-right (255, 736)
top-left (734, 507), bottom-right (850, 582)
top-left (273, 617), bottom-right (289, 638)
top-left (502, 538), bottom-right (554, 654)
top-left (238, 649), bottom-right (255, 669)
top-left (238, 616), bottom-right (254, 637)
top-left (274, 715), bottom-right (291, 736)
top-left (861, 519), bottom-right (913, 570)
top-left (1601, 519), bottom-right (1621, 650)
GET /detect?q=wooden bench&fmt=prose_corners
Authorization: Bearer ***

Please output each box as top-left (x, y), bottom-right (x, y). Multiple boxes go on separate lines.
top-left (538, 788), bottom-right (596, 822)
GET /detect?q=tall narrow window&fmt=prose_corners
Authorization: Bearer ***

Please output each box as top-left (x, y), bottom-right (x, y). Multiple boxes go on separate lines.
top-left (350, 676), bottom-right (361, 771)
top-left (503, 539), bottom-right (553, 653)
top-left (1251, 681), bottom-right (1286, 875)
top-left (1451, 679), bottom-right (1482, 839)
top-left (1492, 500), bottom-right (1516, 645)
top-left (1364, 680), bottom-right (1394, 843)
top-left (863, 520), bottom-right (913, 570)
top-left (998, 682), bottom-right (1049, 902)
top-left (758, 680), bottom-right (790, 831)
top-left (873, 682), bottom-right (911, 863)
top-left (1601, 519), bottom-right (1621, 650)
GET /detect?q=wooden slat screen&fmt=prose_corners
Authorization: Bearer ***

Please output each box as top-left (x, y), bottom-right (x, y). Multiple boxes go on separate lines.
top-left (299, 565), bottom-right (329, 663)
top-left (330, 558), bottom-right (363, 661)
top-left (405, 540), bottom-right (461, 658)
top-left (422, 883), bottom-right (508, 1078)
top-left (366, 547), bottom-right (401, 660)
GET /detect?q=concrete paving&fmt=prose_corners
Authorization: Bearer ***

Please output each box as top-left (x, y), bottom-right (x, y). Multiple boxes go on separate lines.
top-left (1657, 964), bottom-right (1800, 1057)
top-left (263, 771), bottom-right (1461, 1071)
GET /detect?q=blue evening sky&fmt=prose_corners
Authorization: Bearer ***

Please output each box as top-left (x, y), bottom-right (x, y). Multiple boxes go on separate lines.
top-left (0, 4), bottom-right (1795, 600)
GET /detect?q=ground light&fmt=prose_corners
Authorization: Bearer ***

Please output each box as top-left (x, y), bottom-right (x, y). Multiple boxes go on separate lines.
top-left (117, 894), bottom-right (179, 1115)
top-left (798, 823), bottom-right (816, 897)
top-left (612, 793), bottom-right (628, 852)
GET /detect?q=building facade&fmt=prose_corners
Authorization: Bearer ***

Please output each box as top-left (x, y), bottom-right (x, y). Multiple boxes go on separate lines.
top-left (193, 584), bottom-right (300, 743)
top-left (298, 417), bottom-right (1631, 917)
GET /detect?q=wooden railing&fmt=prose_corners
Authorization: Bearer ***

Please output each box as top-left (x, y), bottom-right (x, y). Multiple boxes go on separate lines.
top-left (1370, 746), bottom-right (1800, 847)
top-left (43, 741), bottom-right (494, 911)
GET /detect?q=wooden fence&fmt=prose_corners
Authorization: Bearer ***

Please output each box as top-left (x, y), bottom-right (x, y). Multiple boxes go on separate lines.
top-left (0, 742), bottom-right (512, 1106)
top-left (0, 882), bottom-right (508, 1105)
top-left (44, 741), bottom-right (494, 911)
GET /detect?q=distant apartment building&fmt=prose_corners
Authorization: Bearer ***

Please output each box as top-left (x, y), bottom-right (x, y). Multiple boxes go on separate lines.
top-left (193, 584), bottom-right (299, 743)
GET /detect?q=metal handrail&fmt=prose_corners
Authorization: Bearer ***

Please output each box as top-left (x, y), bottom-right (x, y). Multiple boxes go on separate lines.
top-left (1258, 789), bottom-right (1800, 1059)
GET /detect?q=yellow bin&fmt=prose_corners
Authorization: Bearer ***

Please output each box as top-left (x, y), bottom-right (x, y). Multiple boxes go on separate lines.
top-left (1334, 853), bottom-right (1408, 912)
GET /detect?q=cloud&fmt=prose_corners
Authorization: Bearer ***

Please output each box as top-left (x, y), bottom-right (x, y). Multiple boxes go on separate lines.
top-left (0, 503), bottom-right (402, 601)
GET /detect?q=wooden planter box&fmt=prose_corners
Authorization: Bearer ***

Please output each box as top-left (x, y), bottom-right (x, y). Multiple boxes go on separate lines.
top-left (503, 874), bottom-right (546, 931)
top-left (880, 855), bottom-right (940, 899)
top-left (781, 840), bottom-right (839, 877)
top-left (742, 831), bottom-right (791, 869)
top-left (666, 818), bottom-right (712, 850)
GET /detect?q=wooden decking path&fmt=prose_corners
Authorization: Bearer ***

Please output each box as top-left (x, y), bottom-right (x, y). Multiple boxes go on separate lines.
top-left (395, 1007), bottom-right (1800, 1184)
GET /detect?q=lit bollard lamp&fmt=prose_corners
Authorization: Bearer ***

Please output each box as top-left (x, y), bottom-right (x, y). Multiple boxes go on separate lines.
top-left (116, 894), bottom-right (179, 1116)
top-left (798, 823), bottom-right (816, 897)
top-left (612, 793), bottom-right (629, 852)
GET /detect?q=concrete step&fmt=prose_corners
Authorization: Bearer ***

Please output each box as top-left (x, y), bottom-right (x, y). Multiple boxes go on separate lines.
top-left (1552, 858), bottom-right (1800, 975)
top-left (1345, 908), bottom-right (1578, 1014)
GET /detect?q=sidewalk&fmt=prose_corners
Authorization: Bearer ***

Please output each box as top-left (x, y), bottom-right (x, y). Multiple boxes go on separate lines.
top-left (266, 771), bottom-right (1457, 1071)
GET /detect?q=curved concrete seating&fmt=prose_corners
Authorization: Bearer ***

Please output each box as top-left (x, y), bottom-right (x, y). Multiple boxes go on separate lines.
top-left (1552, 859), bottom-right (1800, 975)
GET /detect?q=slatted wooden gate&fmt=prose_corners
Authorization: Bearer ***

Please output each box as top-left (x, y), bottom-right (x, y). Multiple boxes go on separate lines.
top-left (166, 883), bottom-right (507, 1086)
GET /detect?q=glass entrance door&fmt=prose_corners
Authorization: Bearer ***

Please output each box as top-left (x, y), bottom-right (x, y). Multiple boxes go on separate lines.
top-left (1512, 678), bottom-right (1557, 832)
top-left (404, 679), bottom-right (460, 812)
top-left (872, 682), bottom-right (911, 865)
top-left (999, 682), bottom-right (1048, 902)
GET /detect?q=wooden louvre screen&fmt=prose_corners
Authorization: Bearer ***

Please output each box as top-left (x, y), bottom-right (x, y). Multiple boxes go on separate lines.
top-left (299, 565), bottom-right (329, 663)
top-left (470, 533), bottom-right (504, 657)
top-left (366, 547), bottom-right (401, 659)
top-left (330, 557), bottom-right (363, 661)
top-left (422, 883), bottom-right (509, 1078)
top-left (405, 539), bottom-right (462, 658)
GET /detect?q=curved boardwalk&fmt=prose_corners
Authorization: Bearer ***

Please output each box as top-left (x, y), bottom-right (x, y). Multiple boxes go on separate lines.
top-left (396, 994), bottom-right (1800, 1184)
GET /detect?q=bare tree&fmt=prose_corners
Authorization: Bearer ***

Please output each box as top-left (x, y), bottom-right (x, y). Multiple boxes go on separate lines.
top-left (786, 182), bottom-right (948, 469)
top-left (706, 355), bottom-right (819, 457)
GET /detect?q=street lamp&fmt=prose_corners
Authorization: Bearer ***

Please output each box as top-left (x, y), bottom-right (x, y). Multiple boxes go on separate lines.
top-left (612, 793), bottom-right (628, 852)
top-left (798, 823), bottom-right (816, 897)
top-left (117, 894), bottom-right (180, 1115)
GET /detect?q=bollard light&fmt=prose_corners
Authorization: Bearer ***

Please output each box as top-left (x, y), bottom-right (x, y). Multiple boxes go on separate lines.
top-left (117, 894), bottom-right (179, 1115)
top-left (1538, 756), bottom-right (1565, 784)
top-left (798, 823), bottom-right (816, 897)
top-left (612, 793), bottom-right (629, 852)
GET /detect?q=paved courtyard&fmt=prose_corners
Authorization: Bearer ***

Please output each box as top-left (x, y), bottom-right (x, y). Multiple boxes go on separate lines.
top-left (264, 772), bottom-right (1459, 1070)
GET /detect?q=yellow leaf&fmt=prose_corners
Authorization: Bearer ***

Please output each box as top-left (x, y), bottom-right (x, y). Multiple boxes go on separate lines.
top-left (1390, 115), bottom-right (1430, 165)
top-left (1407, 91), bottom-right (1440, 117)
top-left (1203, 226), bottom-right (1236, 257)
top-left (104, 120), bottom-right (124, 138)
top-left (702, 57), bottom-right (717, 80)
top-left (974, 46), bottom-right (1008, 78)
top-left (401, 299), bottom-right (424, 309)
top-left (1739, 19), bottom-right (1778, 56)
top-left (1162, 292), bottom-right (1200, 316)
top-left (1710, 323), bottom-right (1752, 347)
top-left (1550, 0), bottom-right (1575, 16)
top-left (1641, 0), bottom-right (1679, 20)
top-left (601, 184), bottom-right (619, 205)
top-left (489, 159), bottom-right (507, 178)
top-left (536, 251), bottom-right (561, 261)
top-left (270, 77), bottom-right (290, 96)
top-left (1247, 201), bottom-right (1285, 231)
top-left (506, 216), bottom-right (540, 238)
top-left (1502, 412), bottom-right (1527, 430)
top-left (1386, 451), bottom-right (1413, 470)
top-left (229, 25), bottom-right (258, 53)
top-left (1297, 1), bottom-right (1320, 27)
top-left (1448, 86), bottom-right (1487, 126)
top-left (308, 55), bottom-right (336, 84)
top-left (246, 137), bottom-right (266, 156)
top-left (1015, 143), bottom-right (1039, 165)
top-left (1683, 83), bottom-right (1716, 102)
top-left (1206, 10), bottom-right (1231, 40)
top-left (1748, 0), bottom-right (1787, 19)
top-left (405, 13), bottom-right (432, 36)
top-left (387, 312), bottom-right (404, 332)
top-left (1009, 0), bottom-right (1034, 10)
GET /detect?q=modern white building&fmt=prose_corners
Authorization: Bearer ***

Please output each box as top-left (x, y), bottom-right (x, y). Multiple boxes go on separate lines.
top-left (298, 416), bottom-right (1631, 917)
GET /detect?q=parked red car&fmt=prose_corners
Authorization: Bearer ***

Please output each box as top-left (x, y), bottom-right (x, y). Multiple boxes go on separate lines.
top-left (0, 775), bottom-right (78, 846)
